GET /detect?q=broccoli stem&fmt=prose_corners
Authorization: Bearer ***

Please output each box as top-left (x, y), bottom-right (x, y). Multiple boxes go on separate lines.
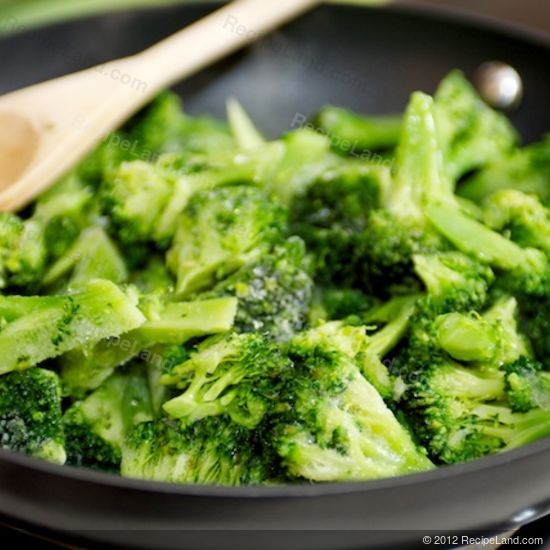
top-left (0, 279), bottom-right (145, 375)
top-left (60, 297), bottom-right (237, 394)
top-left (226, 98), bottom-right (265, 150)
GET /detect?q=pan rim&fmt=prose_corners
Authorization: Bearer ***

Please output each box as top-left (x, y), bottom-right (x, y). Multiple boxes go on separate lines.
top-left (0, 1), bottom-right (549, 499)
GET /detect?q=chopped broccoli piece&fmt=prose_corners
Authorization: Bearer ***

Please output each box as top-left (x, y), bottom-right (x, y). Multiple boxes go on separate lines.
top-left (167, 186), bottom-right (287, 298)
top-left (204, 237), bottom-right (313, 341)
top-left (459, 135), bottom-right (550, 203)
top-left (162, 332), bottom-right (291, 428)
top-left (60, 297), bottom-right (237, 395)
top-left (64, 366), bottom-right (153, 472)
top-left (290, 163), bottom-right (384, 286)
top-left (128, 92), bottom-right (235, 157)
top-left (434, 70), bottom-right (518, 181)
top-left (314, 105), bottom-right (402, 154)
top-left (0, 213), bottom-right (46, 289)
top-left (274, 323), bottom-right (433, 481)
top-left (0, 279), bottom-right (145, 375)
top-left (403, 356), bottom-right (550, 464)
top-left (122, 415), bottom-right (277, 485)
top-left (504, 357), bottom-right (550, 413)
top-left (0, 368), bottom-right (65, 464)
top-left (309, 287), bottom-right (377, 323)
top-left (43, 226), bottom-right (127, 288)
top-left (363, 92), bottom-right (453, 284)
top-left (483, 190), bottom-right (550, 256)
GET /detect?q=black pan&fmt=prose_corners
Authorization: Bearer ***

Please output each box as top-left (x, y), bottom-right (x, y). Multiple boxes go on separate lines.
top-left (0, 3), bottom-right (549, 549)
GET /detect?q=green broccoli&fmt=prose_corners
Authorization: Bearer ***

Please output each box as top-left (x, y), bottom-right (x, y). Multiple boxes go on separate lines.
top-left (273, 323), bottom-right (433, 481)
top-left (309, 287), bottom-right (377, 324)
top-left (362, 92), bottom-right (453, 284)
top-left (290, 163), bottom-right (384, 286)
top-left (60, 297), bottom-right (237, 395)
top-left (162, 332), bottom-right (291, 428)
top-left (521, 297), bottom-right (550, 370)
top-left (504, 357), bottom-right (550, 413)
top-left (0, 279), bottom-right (145, 375)
top-left (121, 415), bottom-right (278, 485)
top-left (434, 70), bottom-right (518, 182)
top-left (42, 226), bottom-right (128, 288)
top-left (0, 368), bottom-right (65, 464)
top-left (203, 237), bottom-right (313, 341)
top-left (483, 190), bottom-right (550, 256)
top-left (458, 135), bottom-right (550, 204)
top-left (425, 200), bottom-right (550, 296)
top-left (167, 186), bottom-right (287, 298)
top-left (314, 105), bottom-right (402, 154)
top-left (0, 213), bottom-right (46, 289)
top-left (64, 365), bottom-right (153, 472)
top-left (403, 356), bottom-right (550, 464)
top-left (128, 92), bottom-right (235, 157)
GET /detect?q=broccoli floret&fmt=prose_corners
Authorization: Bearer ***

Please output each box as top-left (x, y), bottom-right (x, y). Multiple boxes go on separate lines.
top-left (504, 357), bottom-right (550, 413)
top-left (0, 279), bottom-right (145, 375)
top-left (413, 252), bottom-right (495, 313)
top-left (363, 92), bottom-right (452, 284)
top-left (290, 163), bottom-right (384, 286)
top-left (0, 213), bottom-right (46, 289)
top-left (128, 92), bottom-right (235, 157)
top-left (273, 323), bottom-right (433, 481)
top-left (433, 297), bottom-right (529, 367)
top-left (43, 226), bottom-right (128, 288)
top-left (203, 238), bottom-right (313, 341)
top-left (33, 171), bottom-right (99, 259)
top-left (121, 415), bottom-right (277, 485)
top-left (314, 105), bottom-right (402, 154)
top-left (309, 287), bottom-right (377, 324)
top-left (130, 256), bottom-right (175, 294)
top-left (167, 186), bottom-right (287, 298)
top-left (162, 333), bottom-right (291, 428)
top-left (521, 297), bottom-right (550, 370)
top-left (403, 356), bottom-right (550, 464)
top-left (459, 135), bottom-right (550, 204)
top-left (64, 365), bottom-right (153, 472)
top-left (483, 190), bottom-right (550, 256)
top-left (100, 160), bottom-right (178, 246)
top-left (434, 70), bottom-right (518, 181)
top-left (0, 368), bottom-right (65, 464)
top-left (60, 297), bottom-right (237, 396)
top-left (425, 200), bottom-right (550, 296)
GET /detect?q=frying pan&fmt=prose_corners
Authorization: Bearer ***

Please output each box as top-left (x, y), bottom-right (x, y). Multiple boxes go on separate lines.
top-left (0, 3), bottom-right (549, 549)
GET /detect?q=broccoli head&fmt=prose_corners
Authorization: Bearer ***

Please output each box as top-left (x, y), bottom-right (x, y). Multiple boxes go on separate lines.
top-left (162, 332), bottom-right (291, 428)
top-left (313, 105), bottom-right (402, 154)
top-left (504, 357), bottom-right (550, 413)
top-left (434, 70), bottom-right (518, 182)
top-left (483, 190), bottom-right (550, 256)
top-left (0, 368), bottom-right (65, 464)
top-left (458, 134), bottom-right (550, 204)
top-left (403, 356), bottom-right (550, 464)
top-left (290, 163), bottom-right (383, 286)
top-left (273, 323), bottom-right (433, 481)
top-left (204, 237), bottom-right (313, 341)
top-left (121, 415), bottom-right (278, 485)
top-left (167, 186), bottom-right (287, 298)
top-left (64, 366), bottom-right (153, 472)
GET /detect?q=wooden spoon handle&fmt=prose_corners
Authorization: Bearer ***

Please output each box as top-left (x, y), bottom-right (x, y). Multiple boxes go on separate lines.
top-left (134, 0), bottom-right (320, 95)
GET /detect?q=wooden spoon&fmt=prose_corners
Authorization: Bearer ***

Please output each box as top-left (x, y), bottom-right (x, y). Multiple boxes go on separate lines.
top-left (0, 0), bottom-right (319, 212)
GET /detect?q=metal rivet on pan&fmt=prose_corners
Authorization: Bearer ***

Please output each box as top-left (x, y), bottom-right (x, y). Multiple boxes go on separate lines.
top-left (474, 61), bottom-right (523, 110)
